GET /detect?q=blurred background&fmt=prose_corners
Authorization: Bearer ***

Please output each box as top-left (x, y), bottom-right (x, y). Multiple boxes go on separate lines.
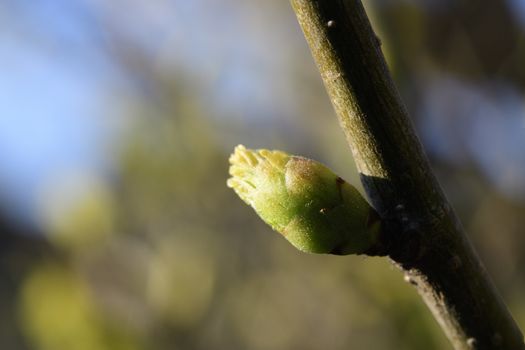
top-left (1, 0), bottom-right (524, 349)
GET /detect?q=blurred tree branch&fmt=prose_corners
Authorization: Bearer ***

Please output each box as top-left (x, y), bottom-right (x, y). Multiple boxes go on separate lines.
top-left (0, 208), bottom-right (54, 349)
top-left (289, 0), bottom-right (524, 349)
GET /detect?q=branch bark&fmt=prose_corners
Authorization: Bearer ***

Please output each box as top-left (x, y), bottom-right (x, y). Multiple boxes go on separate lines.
top-left (289, 1), bottom-right (524, 349)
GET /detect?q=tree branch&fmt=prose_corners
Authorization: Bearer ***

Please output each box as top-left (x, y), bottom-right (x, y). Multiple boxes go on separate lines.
top-left (289, 0), bottom-right (524, 349)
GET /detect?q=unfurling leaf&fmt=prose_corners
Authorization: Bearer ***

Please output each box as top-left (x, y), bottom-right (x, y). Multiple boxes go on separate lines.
top-left (227, 145), bottom-right (381, 255)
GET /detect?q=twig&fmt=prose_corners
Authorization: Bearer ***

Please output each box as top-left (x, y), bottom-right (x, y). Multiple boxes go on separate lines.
top-left (289, 0), bottom-right (524, 349)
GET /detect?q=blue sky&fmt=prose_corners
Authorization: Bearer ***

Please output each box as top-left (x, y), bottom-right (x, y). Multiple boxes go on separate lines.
top-left (0, 0), bottom-right (306, 228)
top-left (0, 0), bottom-right (119, 224)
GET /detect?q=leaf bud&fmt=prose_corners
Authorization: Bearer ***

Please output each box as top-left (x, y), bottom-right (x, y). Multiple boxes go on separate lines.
top-left (227, 145), bottom-right (381, 255)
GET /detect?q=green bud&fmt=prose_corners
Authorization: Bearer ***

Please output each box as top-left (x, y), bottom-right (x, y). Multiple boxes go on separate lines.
top-left (227, 145), bottom-right (381, 255)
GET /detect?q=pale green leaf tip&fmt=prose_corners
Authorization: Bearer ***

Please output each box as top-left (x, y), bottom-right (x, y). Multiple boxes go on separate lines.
top-left (227, 145), bottom-right (289, 205)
